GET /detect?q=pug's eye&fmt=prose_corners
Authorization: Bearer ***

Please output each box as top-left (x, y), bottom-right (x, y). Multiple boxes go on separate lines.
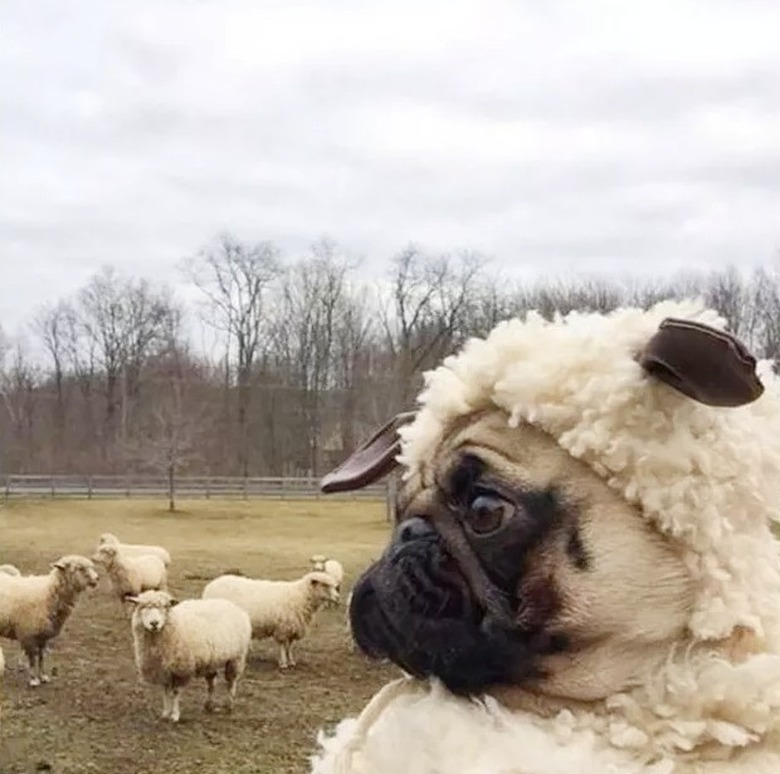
top-left (466, 494), bottom-right (515, 535)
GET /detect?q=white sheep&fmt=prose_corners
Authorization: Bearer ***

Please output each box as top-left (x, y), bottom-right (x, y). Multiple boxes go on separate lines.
top-left (97, 533), bottom-right (171, 566)
top-left (309, 556), bottom-right (344, 608)
top-left (0, 564), bottom-right (21, 577)
top-left (128, 590), bottom-right (251, 723)
top-left (92, 543), bottom-right (167, 603)
top-left (0, 555), bottom-right (99, 686)
top-left (323, 559), bottom-right (344, 589)
top-left (202, 570), bottom-right (339, 669)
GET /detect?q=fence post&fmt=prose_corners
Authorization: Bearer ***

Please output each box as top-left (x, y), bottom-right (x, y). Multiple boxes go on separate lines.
top-left (50, 477), bottom-right (56, 498)
top-left (4, 476), bottom-right (10, 503)
top-left (125, 475), bottom-right (131, 498)
top-left (87, 476), bottom-right (93, 500)
top-left (205, 477), bottom-right (211, 500)
top-left (385, 475), bottom-right (398, 523)
top-left (242, 477), bottom-right (248, 500)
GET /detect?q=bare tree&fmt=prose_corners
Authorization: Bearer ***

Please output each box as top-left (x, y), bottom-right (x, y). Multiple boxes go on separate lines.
top-left (703, 266), bottom-right (758, 344)
top-left (332, 282), bottom-right (376, 455)
top-left (121, 314), bottom-right (205, 511)
top-left (0, 340), bottom-right (41, 472)
top-left (749, 264), bottom-right (780, 361)
top-left (184, 233), bottom-right (281, 477)
top-left (270, 240), bottom-right (355, 474)
top-left (33, 301), bottom-right (72, 457)
top-left (381, 246), bottom-right (487, 407)
top-left (77, 266), bottom-right (176, 461)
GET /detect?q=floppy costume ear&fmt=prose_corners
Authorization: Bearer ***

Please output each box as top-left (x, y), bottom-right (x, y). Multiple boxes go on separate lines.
top-left (320, 412), bottom-right (416, 493)
top-left (638, 317), bottom-right (764, 407)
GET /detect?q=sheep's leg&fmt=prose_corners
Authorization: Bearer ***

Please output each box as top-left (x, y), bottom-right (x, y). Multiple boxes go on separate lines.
top-left (286, 641), bottom-right (296, 667)
top-left (204, 673), bottom-right (217, 713)
top-left (38, 645), bottom-right (50, 683)
top-left (161, 687), bottom-right (173, 719)
top-left (224, 660), bottom-right (238, 713)
top-left (170, 687), bottom-right (181, 723)
top-left (23, 645), bottom-right (40, 688)
top-left (278, 642), bottom-right (289, 669)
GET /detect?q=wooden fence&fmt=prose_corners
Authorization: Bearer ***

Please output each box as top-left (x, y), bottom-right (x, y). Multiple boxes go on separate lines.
top-left (3, 474), bottom-right (389, 502)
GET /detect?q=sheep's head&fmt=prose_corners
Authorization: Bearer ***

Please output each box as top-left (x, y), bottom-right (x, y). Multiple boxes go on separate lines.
top-left (51, 555), bottom-right (99, 591)
top-left (127, 590), bottom-right (179, 633)
top-left (310, 554), bottom-right (327, 571)
top-left (98, 533), bottom-right (119, 546)
top-left (306, 571), bottom-right (340, 605)
top-left (91, 544), bottom-right (118, 566)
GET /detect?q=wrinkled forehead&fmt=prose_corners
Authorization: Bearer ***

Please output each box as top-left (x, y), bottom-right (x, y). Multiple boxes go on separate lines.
top-left (399, 409), bottom-right (569, 508)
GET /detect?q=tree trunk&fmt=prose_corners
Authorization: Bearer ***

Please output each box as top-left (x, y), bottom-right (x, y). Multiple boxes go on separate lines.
top-left (168, 462), bottom-right (175, 512)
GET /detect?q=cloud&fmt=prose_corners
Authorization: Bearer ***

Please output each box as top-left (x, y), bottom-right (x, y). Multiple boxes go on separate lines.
top-left (2, 0), bottom-right (780, 337)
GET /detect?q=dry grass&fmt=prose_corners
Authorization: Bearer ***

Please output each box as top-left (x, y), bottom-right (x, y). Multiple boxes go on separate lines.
top-left (0, 498), bottom-right (399, 774)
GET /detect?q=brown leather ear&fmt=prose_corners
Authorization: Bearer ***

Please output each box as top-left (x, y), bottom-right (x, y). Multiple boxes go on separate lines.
top-left (638, 317), bottom-right (764, 407)
top-left (320, 412), bottom-right (416, 493)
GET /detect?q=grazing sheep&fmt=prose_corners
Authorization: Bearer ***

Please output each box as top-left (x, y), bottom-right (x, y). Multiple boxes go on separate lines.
top-left (128, 590), bottom-right (251, 723)
top-left (97, 533), bottom-right (171, 566)
top-left (92, 544), bottom-right (167, 603)
top-left (202, 571), bottom-right (339, 669)
top-left (0, 564), bottom-right (21, 577)
top-left (0, 555), bottom-right (98, 686)
top-left (309, 554), bottom-right (327, 572)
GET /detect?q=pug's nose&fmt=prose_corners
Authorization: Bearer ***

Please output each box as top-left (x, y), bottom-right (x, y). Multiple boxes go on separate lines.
top-left (397, 517), bottom-right (436, 543)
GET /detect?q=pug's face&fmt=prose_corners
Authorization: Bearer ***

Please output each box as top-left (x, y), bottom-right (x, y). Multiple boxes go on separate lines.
top-left (349, 409), bottom-right (696, 702)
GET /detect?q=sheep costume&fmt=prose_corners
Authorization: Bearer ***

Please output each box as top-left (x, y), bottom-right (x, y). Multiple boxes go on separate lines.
top-left (311, 299), bottom-right (780, 774)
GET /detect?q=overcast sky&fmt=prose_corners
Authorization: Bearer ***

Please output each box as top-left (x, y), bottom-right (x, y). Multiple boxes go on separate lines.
top-left (3, 0), bottom-right (780, 338)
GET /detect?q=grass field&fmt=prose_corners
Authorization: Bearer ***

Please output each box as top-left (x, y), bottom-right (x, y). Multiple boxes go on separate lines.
top-left (0, 498), bottom-right (399, 774)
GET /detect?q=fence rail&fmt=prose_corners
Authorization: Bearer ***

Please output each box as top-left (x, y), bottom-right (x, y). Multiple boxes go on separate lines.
top-left (2, 474), bottom-right (389, 502)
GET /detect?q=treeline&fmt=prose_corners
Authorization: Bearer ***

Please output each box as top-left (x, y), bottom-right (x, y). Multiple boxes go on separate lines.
top-left (1, 233), bottom-right (779, 478)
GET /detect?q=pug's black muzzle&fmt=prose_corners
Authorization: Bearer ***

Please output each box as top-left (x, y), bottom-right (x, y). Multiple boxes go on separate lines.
top-left (349, 517), bottom-right (540, 695)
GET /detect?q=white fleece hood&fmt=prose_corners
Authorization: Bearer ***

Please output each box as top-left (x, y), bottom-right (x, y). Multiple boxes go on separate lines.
top-left (397, 299), bottom-right (780, 645)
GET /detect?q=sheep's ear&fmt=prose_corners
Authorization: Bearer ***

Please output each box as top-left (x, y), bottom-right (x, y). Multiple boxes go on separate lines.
top-left (638, 317), bottom-right (765, 407)
top-left (320, 412), bottom-right (416, 493)
top-left (168, 597), bottom-right (180, 607)
top-left (51, 561), bottom-right (67, 571)
top-left (124, 595), bottom-right (139, 606)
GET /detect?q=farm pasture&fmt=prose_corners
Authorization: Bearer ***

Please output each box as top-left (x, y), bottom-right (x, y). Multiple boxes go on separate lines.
top-left (0, 498), bottom-right (398, 774)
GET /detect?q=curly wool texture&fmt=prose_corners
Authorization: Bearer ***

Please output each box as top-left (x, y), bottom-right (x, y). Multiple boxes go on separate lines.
top-left (311, 670), bottom-right (780, 774)
top-left (0, 557), bottom-right (96, 650)
top-left (202, 571), bottom-right (337, 643)
top-left (397, 299), bottom-right (780, 644)
top-left (132, 596), bottom-right (251, 687)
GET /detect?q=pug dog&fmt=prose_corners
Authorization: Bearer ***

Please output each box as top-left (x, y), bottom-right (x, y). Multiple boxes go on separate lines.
top-left (310, 303), bottom-right (780, 774)
top-left (347, 409), bottom-right (697, 702)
